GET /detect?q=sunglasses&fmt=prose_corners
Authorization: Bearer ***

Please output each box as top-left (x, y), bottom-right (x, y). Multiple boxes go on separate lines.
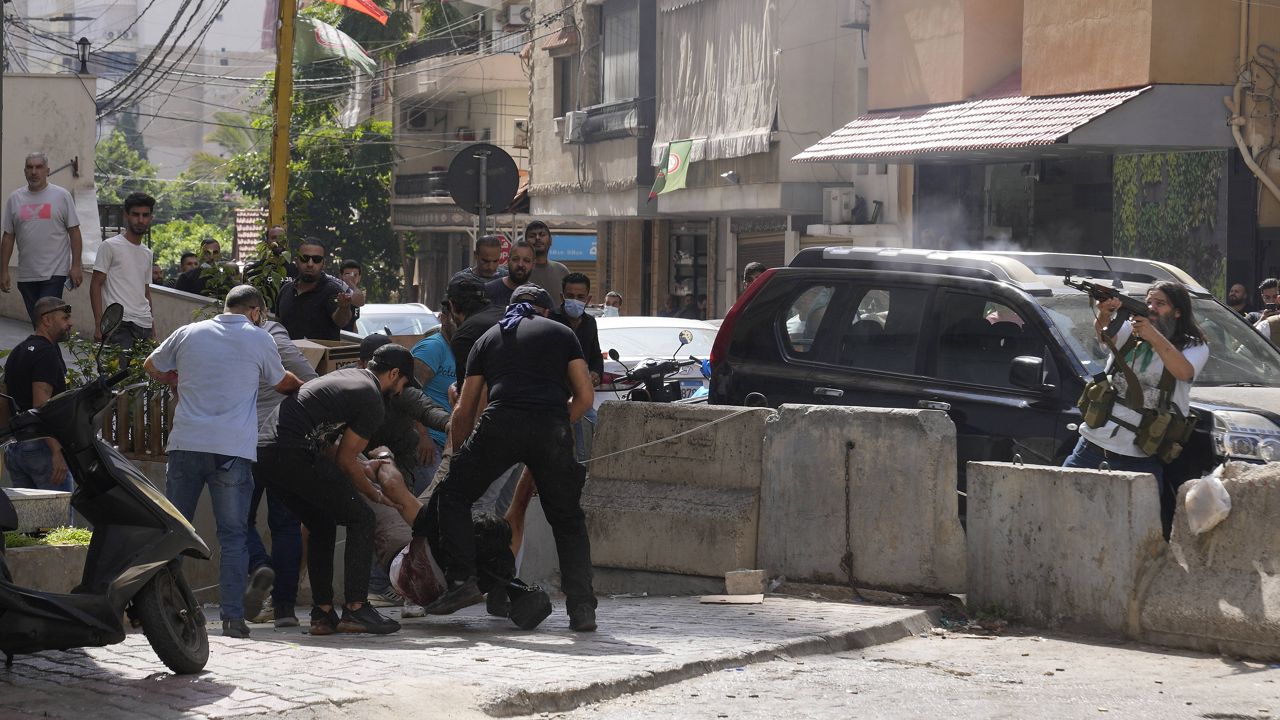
top-left (298, 254), bottom-right (324, 264)
top-left (40, 305), bottom-right (71, 317)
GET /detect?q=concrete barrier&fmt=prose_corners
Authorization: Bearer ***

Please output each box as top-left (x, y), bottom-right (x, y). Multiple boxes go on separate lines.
top-left (582, 402), bottom-right (774, 579)
top-left (5, 545), bottom-right (88, 593)
top-left (0, 281), bottom-right (216, 342)
top-left (758, 405), bottom-right (966, 594)
top-left (3, 488), bottom-right (71, 531)
top-left (1139, 462), bottom-right (1280, 660)
top-left (965, 462), bottom-right (1164, 637)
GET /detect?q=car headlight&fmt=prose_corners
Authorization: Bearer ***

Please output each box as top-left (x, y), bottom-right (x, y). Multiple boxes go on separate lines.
top-left (1212, 411), bottom-right (1280, 462)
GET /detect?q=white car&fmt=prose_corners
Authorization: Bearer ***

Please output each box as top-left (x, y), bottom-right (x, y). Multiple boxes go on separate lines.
top-left (354, 303), bottom-right (441, 337)
top-left (594, 316), bottom-right (718, 409)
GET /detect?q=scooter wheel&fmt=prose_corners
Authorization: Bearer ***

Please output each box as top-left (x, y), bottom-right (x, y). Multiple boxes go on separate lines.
top-left (133, 564), bottom-right (209, 674)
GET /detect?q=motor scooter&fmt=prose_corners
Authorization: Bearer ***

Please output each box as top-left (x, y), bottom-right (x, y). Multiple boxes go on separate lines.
top-left (0, 303), bottom-right (211, 674)
top-left (607, 329), bottom-right (710, 403)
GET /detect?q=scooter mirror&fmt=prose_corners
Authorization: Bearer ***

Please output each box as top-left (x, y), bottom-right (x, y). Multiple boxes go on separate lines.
top-left (608, 349), bottom-right (620, 362)
top-left (678, 329), bottom-right (694, 346)
top-left (100, 303), bottom-right (124, 338)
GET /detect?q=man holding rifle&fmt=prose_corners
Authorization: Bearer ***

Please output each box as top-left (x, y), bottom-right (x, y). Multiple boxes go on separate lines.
top-left (1063, 279), bottom-right (1209, 531)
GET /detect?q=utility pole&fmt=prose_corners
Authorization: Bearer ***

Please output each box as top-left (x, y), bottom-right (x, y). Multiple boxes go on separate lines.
top-left (268, 0), bottom-right (298, 229)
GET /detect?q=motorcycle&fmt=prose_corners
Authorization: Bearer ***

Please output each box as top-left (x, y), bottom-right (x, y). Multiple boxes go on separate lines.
top-left (0, 303), bottom-right (211, 674)
top-left (607, 329), bottom-right (711, 403)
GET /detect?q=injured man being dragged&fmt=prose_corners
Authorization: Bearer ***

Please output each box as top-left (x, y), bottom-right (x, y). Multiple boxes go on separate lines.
top-left (360, 448), bottom-right (552, 630)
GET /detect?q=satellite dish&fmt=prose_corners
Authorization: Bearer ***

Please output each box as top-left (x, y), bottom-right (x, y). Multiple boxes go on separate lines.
top-left (447, 143), bottom-right (519, 217)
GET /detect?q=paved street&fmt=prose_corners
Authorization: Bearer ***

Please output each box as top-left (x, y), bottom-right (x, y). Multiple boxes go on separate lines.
top-left (0, 595), bottom-right (933, 719)
top-left (554, 630), bottom-right (1280, 720)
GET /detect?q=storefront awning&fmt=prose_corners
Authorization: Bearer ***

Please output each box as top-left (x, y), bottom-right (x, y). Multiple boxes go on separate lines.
top-left (793, 84), bottom-right (1236, 165)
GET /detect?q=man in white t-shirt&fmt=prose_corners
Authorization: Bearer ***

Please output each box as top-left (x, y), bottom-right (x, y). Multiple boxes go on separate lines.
top-left (1063, 280), bottom-right (1210, 526)
top-left (92, 192), bottom-right (156, 349)
top-left (0, 152), bottom-right (84, 321)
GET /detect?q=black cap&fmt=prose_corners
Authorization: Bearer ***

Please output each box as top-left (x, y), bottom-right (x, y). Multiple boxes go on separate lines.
top-left (369, 343), bottom-right (421, 389)
top-left (447, 272), bottom-right (487, 303)
top-left (359, 332), bottom-right (393, 361)
top-left (510, 283), bottom-right (554, 311)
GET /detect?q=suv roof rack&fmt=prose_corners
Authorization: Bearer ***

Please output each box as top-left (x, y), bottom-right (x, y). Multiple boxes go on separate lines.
top-left (790, 247), bottom-right (1209, 296)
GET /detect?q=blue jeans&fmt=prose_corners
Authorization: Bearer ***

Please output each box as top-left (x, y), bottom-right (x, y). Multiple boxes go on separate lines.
top-left (165, 450), bottom-right (253, 620)
top-left (18, 276), bottom-right (66, 322)
top-left (245, 461), bottom-right (301, 608)
top-left (1062, 436), bottom-right (1164, 485)
top-left (4, 440), bottom-right (73, 493)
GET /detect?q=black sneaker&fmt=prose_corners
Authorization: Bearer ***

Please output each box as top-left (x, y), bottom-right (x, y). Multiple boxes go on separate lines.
top-left (243, 566), bottom-right (275, 622)
top-left (423, 578), bottom-right (483, 616)
top-left (486, 585), bottom-right (510, 618)
top-left (274, 603), bottom-right (299, 628)
top-left (310, 606), bottom-right (340, 636)
top-left (337, 604), bottom-right (401, 635)
top-left (222, 618), bottom-right (251, 639)
top-left (568, 605), bottom-right (597, 633)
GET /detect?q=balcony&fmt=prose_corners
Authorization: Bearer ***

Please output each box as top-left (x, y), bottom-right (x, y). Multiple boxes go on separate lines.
top-left (393, 31), bottom-right (526, 101)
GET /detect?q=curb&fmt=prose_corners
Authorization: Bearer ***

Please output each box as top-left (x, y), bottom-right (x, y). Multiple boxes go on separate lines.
top-left (483, 605), bottom-right (941, 717)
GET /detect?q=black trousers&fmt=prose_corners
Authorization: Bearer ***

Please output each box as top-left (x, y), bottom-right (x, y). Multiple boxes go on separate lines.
top-left (423, 407), bottom-right (596, 611)
top-left (256, 446), bottom-right (375, 608)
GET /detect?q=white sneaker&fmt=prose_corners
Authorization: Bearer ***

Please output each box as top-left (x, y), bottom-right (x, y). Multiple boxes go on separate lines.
top-left (401, 603), bottom-right (426, 618)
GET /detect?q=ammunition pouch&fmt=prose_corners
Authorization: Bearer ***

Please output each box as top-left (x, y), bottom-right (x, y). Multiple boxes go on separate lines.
top-left (1078, 373), bottom-right (1118, 429)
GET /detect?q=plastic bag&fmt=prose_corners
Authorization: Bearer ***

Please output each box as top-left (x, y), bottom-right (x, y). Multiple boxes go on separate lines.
top-left (1185, 465), bottom-right (1232, 536)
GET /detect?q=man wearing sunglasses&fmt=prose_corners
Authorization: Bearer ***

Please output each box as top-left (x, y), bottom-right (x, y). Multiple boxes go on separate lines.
top-left (276, 238), bottom-right (355, 341)
top-left (3, 296), bottom-right (75, 493)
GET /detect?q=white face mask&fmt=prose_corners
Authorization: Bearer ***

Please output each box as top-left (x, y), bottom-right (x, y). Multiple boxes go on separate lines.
top-left (601, 306), bottom-right (620, 318)
top-left (563, 298), bottom-right (586, 318)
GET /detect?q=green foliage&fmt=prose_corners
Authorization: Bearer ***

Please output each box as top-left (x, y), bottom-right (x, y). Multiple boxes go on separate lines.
top-left (96, 128), bottom-right (158, 206)
top-left (116, 110), bottom-right (149, 162)
top-left (228, 102), bottom-right (401, 301)
top-left (63, 331), bottom-right (157, 390)
top-left (148, 217), bottom-right (232, 270)
top-left (1113, 152), bottom-right (1227, 296)
top-left (421, 1), bottom-right (466, 37)
top-left (4, 527), bottom-right (92, 548)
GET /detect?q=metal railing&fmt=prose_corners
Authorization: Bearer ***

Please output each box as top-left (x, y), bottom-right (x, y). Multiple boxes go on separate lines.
top-left (101, 385), bottom-right (174, 461)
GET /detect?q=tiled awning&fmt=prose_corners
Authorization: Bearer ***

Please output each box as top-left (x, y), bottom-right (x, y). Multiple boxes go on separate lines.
top-left (793, 87), bottom-right (1150, 164)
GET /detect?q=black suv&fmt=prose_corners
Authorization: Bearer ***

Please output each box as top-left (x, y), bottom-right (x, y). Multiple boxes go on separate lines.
top-left (709, 247), bottom-right (1280, 498)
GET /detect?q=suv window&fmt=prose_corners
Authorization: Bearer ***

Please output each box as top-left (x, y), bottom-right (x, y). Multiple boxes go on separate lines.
top-left (933, 291), bottom-right (1045, 388)
top-left (835, 285), bottom-right (928, 373)
top-left (783, 284), bottom-right (836, 355)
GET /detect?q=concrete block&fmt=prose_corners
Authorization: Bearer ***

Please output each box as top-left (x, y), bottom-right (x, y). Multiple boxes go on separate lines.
top-left (725, 569), bottom-right (765, 595)
top-left (1139, 462), bottom-right (1280, 660)
top-left (4, 545), bottom-right (88, 593)
top-left (3, 488), bottom-right (71, 532)
top-left (585, 403), bottom-right (774, 578)
top-left (758, 405), bottom-right (966, 594)
top-left (966, 462), bottom-right (1163, 637)
top-left (583, 479), bottom-right (759, 577)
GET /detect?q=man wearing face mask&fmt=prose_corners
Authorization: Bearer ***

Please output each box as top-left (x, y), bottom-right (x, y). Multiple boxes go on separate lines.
top-left (602, 291), bottom-right (622, 317)
top-left (552, 273), bottom-right (602, 462)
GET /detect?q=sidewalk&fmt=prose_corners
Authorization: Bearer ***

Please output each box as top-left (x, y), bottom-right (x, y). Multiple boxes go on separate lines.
top-left (0, 595), bottom-right (936, 720)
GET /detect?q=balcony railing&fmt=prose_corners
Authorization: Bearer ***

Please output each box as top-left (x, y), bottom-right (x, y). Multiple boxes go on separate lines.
top-left (395, 171), bottom-right (451, 198)
top-left (395, 29), bottom-right (524, 66)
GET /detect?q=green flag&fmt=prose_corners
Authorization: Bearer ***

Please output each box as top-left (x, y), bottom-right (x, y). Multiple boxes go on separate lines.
top-left (648, 139), bottom-right (693, 202)
top-left (294, 16), bottom-right (377, 76)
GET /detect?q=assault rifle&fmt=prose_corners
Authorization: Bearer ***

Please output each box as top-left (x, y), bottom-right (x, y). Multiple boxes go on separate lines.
top-left (1063, 275), bottom-right (1150, 338)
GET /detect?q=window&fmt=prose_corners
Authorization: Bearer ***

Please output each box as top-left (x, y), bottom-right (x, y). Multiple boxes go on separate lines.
top-left (835, 286), bottom-right (928, 374)
top-left (554, 54), bottom-right (579, 117)
top-left (933, 292), bottom-right (1044, 388)
top-left (783, 285), bottom-right (837, 355)
top-left (600, 0), bottom-right (639, 103)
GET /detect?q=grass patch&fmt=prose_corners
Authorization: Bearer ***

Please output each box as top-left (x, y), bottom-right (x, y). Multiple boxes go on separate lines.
top-left (4, 526), bottom-right (92, 548)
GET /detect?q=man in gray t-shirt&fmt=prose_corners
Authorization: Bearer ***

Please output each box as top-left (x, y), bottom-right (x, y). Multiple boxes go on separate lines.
top-left (0, 152), bottom-right (83, 321)
top-left (524, 220), bottom-right (569, 294)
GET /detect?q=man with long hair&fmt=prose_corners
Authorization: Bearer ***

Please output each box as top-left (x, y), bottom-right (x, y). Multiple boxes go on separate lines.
top-left (1064, 280), bottom-right (1209, 526)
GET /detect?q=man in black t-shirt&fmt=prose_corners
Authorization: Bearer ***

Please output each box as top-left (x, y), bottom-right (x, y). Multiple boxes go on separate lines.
top-left (444, 274), bottom-right (502, 396)
top-left (275, 238), bottom-right (354, 340)
top-left (421, 283), bottom-right (599, 632)
top-left (551, 273), bottom-right (603, 463)
top-left (256, 344), bottom-right (421, 636)
top-left (3, 296), bottom-right (73, 492)
top-left (483, 240), bottom-right (534, 309)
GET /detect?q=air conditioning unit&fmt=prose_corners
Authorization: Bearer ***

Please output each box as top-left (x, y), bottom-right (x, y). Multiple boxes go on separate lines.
top-left (513, 117), bottom-right (528, 149)
top-left (563, 110), bottom-right (587, 144)
top-left (509, 3), bottom-right (532, 25)
top-left (823, 187), bottom-right (857, 225)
